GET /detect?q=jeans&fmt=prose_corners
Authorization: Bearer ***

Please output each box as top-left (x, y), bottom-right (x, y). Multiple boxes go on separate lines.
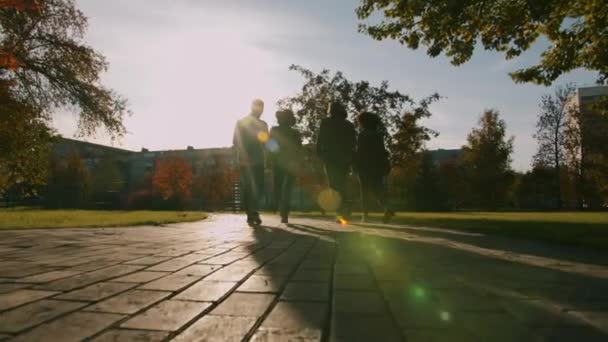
top-left (359, 174), bottom-right (388, 216)
top-left (274, 167), bottom-right (295, 218)
top-left (241, 165), bottom-right (264, 216)
top-left (324, 163), bottom-right (350, 216)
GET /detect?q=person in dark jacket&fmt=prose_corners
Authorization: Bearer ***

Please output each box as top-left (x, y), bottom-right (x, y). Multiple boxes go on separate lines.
top-left (354, 112), bottom-right (394, 223)
top-left (233, 99), bottom-right (268, 226)
top-left (316, 101), bottom-right (356, 221)
top-left (269, 109), bottom-right (302, 223)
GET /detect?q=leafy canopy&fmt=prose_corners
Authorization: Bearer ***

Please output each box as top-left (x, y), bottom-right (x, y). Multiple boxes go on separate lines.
top-left (357, 0), bottom-right (608, 85)
top-left (278, 64), bottom-right (440, 164)
top-left (1, 0), bottom-right (129, 136)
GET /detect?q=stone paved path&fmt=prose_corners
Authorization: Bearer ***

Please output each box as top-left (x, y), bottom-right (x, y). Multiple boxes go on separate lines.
top-left (1, 214), bottom-right (608, 341)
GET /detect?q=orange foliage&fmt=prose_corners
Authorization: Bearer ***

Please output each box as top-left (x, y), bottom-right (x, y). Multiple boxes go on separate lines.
top-left (152, 155), bottom-right (193, 201)
top-left (0, 52), bottom-right (21, 71)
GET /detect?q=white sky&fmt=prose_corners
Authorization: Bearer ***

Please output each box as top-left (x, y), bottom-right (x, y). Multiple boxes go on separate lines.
top-left (53, 0), bottom-right (598, 171)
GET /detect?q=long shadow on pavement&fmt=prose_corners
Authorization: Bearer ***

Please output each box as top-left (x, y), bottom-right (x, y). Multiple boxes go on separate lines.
top-left (245, 217), bottom-right (608, 341)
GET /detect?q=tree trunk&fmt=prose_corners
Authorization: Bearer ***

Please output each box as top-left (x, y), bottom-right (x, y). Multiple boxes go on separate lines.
top-left (554, 139), bottom-right (562, 210)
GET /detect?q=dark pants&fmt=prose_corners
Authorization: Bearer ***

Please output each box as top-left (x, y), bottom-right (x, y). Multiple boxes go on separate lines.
top-left (359, 174), bottom-right (388, 216)
top-left (274, 167), bottom-right (295, 218)
top-left (324, 163), bottom-right (350, 216)
top-left (241, 165), bottom-right (264, 217)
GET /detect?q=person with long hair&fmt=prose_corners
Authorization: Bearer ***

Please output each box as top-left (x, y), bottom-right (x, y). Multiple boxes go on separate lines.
top-left (354, 112), bottom-right (394, 223)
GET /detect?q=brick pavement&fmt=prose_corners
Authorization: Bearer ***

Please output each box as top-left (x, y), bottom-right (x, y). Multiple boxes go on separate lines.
top-left (1, 214), bottom-right (608, 341)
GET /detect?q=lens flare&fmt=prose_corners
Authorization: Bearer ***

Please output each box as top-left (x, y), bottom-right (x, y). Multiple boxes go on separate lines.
top-left (266, 138), bottom-right (279, 152)
top-left (257, 131), bottom-right (269, 143)
top-left (317, 188), bottom-right (341, 212)
top-left (411, 286), bottom-right (426, 300)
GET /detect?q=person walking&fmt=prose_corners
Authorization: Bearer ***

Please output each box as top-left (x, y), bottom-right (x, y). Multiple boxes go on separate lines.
top-left (316, 101), bottom-right (356, 222)
top-left (233, 99), bottom-right (268, 226)
top-left (354, 112), bottom-right (394, 223)
top-left (269, 109), bottom-right (302, 223)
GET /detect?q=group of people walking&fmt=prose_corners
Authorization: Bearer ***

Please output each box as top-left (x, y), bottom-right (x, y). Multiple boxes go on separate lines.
top-left (233, 99), bottom-right (394, 226)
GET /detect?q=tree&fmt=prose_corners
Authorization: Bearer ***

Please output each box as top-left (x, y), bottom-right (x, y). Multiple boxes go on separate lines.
top-left (356, 0), bottom-right (608, 85)
top-left (462, 110), bottom-right (515, 209)
top-left (533, 84), bottom-right (576, 209)
top-left (0, 85), bottom-right (53, 206)
top-left (1, 0), bottom-right (129, 199)
top-left (1, 0), bottom-right (129, 136)
top-left (192, 156), bottom-right (238, 210)
top-left (152, 155), bottom-right (193, 207)
top-left (278, 65), bottom-right (440, 143)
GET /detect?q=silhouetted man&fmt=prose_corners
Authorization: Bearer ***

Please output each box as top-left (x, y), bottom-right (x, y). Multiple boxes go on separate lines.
top-left (270, 109), bottom-right (302, 224)
top-left (317, 101), bottom-right (356, 221)
top-left (233, 99), bottom-right (268, 226)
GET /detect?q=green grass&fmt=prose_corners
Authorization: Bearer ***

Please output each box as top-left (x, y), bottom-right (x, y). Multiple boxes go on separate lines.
top-left (371, 212), bottom-right (608, 249)
top-left (296, 211), bottom-right (608, 250)
top-left (0, 208), bottom-right (208, 229)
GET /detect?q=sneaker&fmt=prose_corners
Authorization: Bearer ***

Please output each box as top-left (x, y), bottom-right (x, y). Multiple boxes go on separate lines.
top-left (253, 212), bottom-right (262, 225)
top-left (382, 210), bottom-right (395, 224)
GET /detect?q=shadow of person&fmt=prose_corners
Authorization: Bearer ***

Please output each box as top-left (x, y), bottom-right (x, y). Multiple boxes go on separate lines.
top-left (243, 216), bottom-right (608, 341)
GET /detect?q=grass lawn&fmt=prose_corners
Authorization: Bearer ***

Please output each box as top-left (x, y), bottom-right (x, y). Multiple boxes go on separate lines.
top-left (297, 211), bottom-right (608, 250)
top-left (0, 208), bottom-right (207, 229)
top-left (369, 212), bottom-right (608, 249)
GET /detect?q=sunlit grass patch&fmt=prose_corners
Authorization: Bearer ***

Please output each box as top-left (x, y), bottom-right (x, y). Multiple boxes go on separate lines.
top-left (0, 208), bottom-right (207, 229)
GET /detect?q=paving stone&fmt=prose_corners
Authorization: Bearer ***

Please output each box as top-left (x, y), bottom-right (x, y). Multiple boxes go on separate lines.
top-left (334, 274), bottom-right (375, 291)
top-left (333, 291), bottom-right (386, 314)
top-left (532, 325), bottom-right (608, 342)
top-left (11, 311), bottom-right (124, 342)
top-left (56, 282), bottom-right (135, 302)
top-left (112, 271), bottom-right (170, 283)
top-left (86, 290), bottom-right (171, 314)
top-left (402, 329), bottom-right (480, 342)
top-left (331, 313), bottom-right (402, 342)
top-left (1, 266), bottom-right (59, 278)
top-left (175, 264), bottom-right (221, 277)
top-left (292, 269), bottom-right (331, 282)
top-left (174, 280), bottom-right (237, 302)
top-left (121, 300), bottom-right (210, 331)
top-left (123, 256), bottom-right (171, 265)
top-left (206, 265), bottom-right (255, 282)
top-left (436, 289), bottom-right (504, 312)
top-left (92, 329), bottom-right (169, 342)
top-left (203, 253), bottom-right (246, 265)
top-left (36, 265), bottom-right (144, 291)
top-left (0, 283), bottom-right (30, 294)
top-left (17, 270), bottom-right (82, 283)
top-left (138, 274), bottom-right (201, 292)
top-left (254, 302), bottom-right (328, 341)
top-left (255, 264), bottom-right (296, 276)
top-left (281, 282), bottom-right (329, 302)
top-left (212, 293), bottom-right (275, 317)
top-left (0, 299), bottom-right (86, 333)
top-left (146, 258), bottom-right (198, 272)
top-left (459, 312), bottom-right (540, 342)
top-left (173, 315), bottom-right (257, 341)
top-left (238, 275), bottom-right (287, 293)
top-left (334, 264), bottom-right (368, 275)
top-left (0, 289), bottom-right (58, 311)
